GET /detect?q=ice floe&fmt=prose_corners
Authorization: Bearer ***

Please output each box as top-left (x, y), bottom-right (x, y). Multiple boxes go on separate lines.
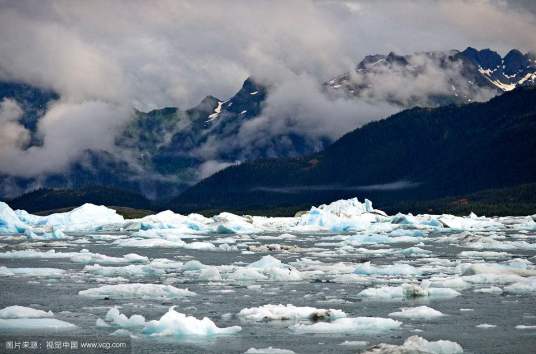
top-left (0, 267), bottom-right (65, 277)
top-left (0, 305), bottom-right (76, 331)
top-left (79, 283), bottom-right (195, 299)
top-left (291, 316), bottom-right (401, 333)
top-left (0, 306), bottom-right (53, 319)
top-left (388, 306), bottom-right (445, 320)
top-left (359, 282), bottom-right (461, 300)
top-left (238, 304), bottom-right (346, 322)
top-left (363, 335), bottom-right (463, 354)
top-left (245, 348), bottom-right (295, 354)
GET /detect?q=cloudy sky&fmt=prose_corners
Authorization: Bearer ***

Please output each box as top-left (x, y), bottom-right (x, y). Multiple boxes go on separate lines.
top-left (0, 0), bottom-right (535, 178)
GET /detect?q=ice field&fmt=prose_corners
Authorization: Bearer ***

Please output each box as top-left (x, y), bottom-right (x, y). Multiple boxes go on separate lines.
top-left (1, 198), bottom-right (536, 353)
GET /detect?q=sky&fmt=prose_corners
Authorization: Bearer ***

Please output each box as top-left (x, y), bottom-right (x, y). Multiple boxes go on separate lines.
top-left (0, 0), bottom-right (535, 178)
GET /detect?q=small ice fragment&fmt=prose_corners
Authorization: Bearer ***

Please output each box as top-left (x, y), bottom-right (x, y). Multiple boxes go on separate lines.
top-left (244, 348), bottom-right (295, 354)
top-left (476, 323), bottom-right (496, 328)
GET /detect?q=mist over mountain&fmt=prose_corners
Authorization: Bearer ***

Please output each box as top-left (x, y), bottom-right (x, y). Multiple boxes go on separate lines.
top-left (173, 86), bottom-right (536, 214)
top-left (1, 47), bottom-right (536, 200)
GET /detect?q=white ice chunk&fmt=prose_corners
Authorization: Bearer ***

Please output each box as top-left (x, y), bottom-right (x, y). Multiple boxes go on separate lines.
top-left (32, 204), bottom-right (124, 231)
top-left (245, 348), bottom-right (295, 354)
top-left (0, 267), bottom-right (65, 277)
top-left (388, 306), bottom-right (444, 320)
top-left (295, 198), bottom-right (386, 232)
top-left (504, 278), bottom-right (536, 294)
top-left (0, 306), bottom-right (53, 319)
top-left (0, 318), bottom-right (77, 331)
top-left (198, 267), bottom-right (222, 281)
top-left (358, 283), bottom-right (460, 300)
top-left (291, 316), bottom-right (401, 334)
top-left (79, 284), bottom-right (195, 300)
top-left (363, 335), bottom-right (463, 354)
top-left (238, 304), bottom-right (346, 322)
top-left (103, 307), bottom-right (146, 328)
top-left (142, 306), bottom-right (241, 337)
top-left (354, 262), bottom-right (421, 276)
top-left (0, 202), bottom-right (28, 234)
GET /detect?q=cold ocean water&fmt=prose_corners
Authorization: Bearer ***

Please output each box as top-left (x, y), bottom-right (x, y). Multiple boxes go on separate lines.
top-left (1, 229), bottom-right (536, 353)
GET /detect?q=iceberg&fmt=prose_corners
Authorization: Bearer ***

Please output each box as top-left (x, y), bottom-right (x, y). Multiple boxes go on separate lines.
top-left (295, 198), bottom-right (387, 232)
top-left (26, 203), bottom-right (124, 231)
top-left (238, 304), bottom-right (346, 322)
top-left (0, 202), bottom-right (28, 234)
top-left (142, 306), bottom-right (241, 337)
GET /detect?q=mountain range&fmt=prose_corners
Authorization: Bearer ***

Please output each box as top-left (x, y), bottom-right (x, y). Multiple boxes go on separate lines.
top-left (2, 47), bottom-right (536, 214)
top-left (174, 86), bottom-right (536, 214)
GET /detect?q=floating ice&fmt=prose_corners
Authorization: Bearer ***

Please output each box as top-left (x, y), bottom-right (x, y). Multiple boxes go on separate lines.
top-left (0, 267), bottom-right (65, 277)
top-left (213, 212), bottom-right (259, 234)
top-left (140, 211), bottom-right (210, 233)
top-left (0, 305), bottom-right (76, 331)
top-left (474, 286), bottom-right (503, 294)
top-left (295, 198), bottom-right (386, 232)
top-left (388, 306), bottom-right (445, 320)
top-left (238, 304), bottom-right (346, 322)
top-left (248, 255), bottom-right (285, 269)
top-left (142, 306), bottom-right (241, 337)
top-left (113, 238), bottom-right (187, 248)
top-left (339, 340), bottom-right (368, 347)
top-left (0, 306), bottom-right (53, 319)
top-left (0, 318), bottom-right (77, 331)
top-left (363, 335), bottom-right (463, 354)
top-left (245, 256), bottom-right (303, 281)
top-left (228, 268), bottom-right (268, 281)
top-left (477, 323), bottom-right (497, 328)
top-left (245, 348), bottom-right (296, 354)
top-left (291, 316), bottom-right (401, 334)
top-left (83, 264), bottom-right (164, 278)
top-left (459, 251), bottom-right (511, 259)
top-left (198, 267), bottom-right (222, 281)
top-left (354, 262), bottom-right (421, 276)
top-left (31, 204), bottom-right (124, 231)
top-left (79, 284), bottom-right (195, 300)
top-left (0, 202), bottom-right (28, 234)
top-left (102, 307), bottom-right (146, 328)
top-left (0, 249), bottom-right (148, 265)
top-left (438, 214), bottom-right (502, 230)
top-left (358, 283), bottom-right (460, 300)
top-left (504, 278), bottom-right (536, 294)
